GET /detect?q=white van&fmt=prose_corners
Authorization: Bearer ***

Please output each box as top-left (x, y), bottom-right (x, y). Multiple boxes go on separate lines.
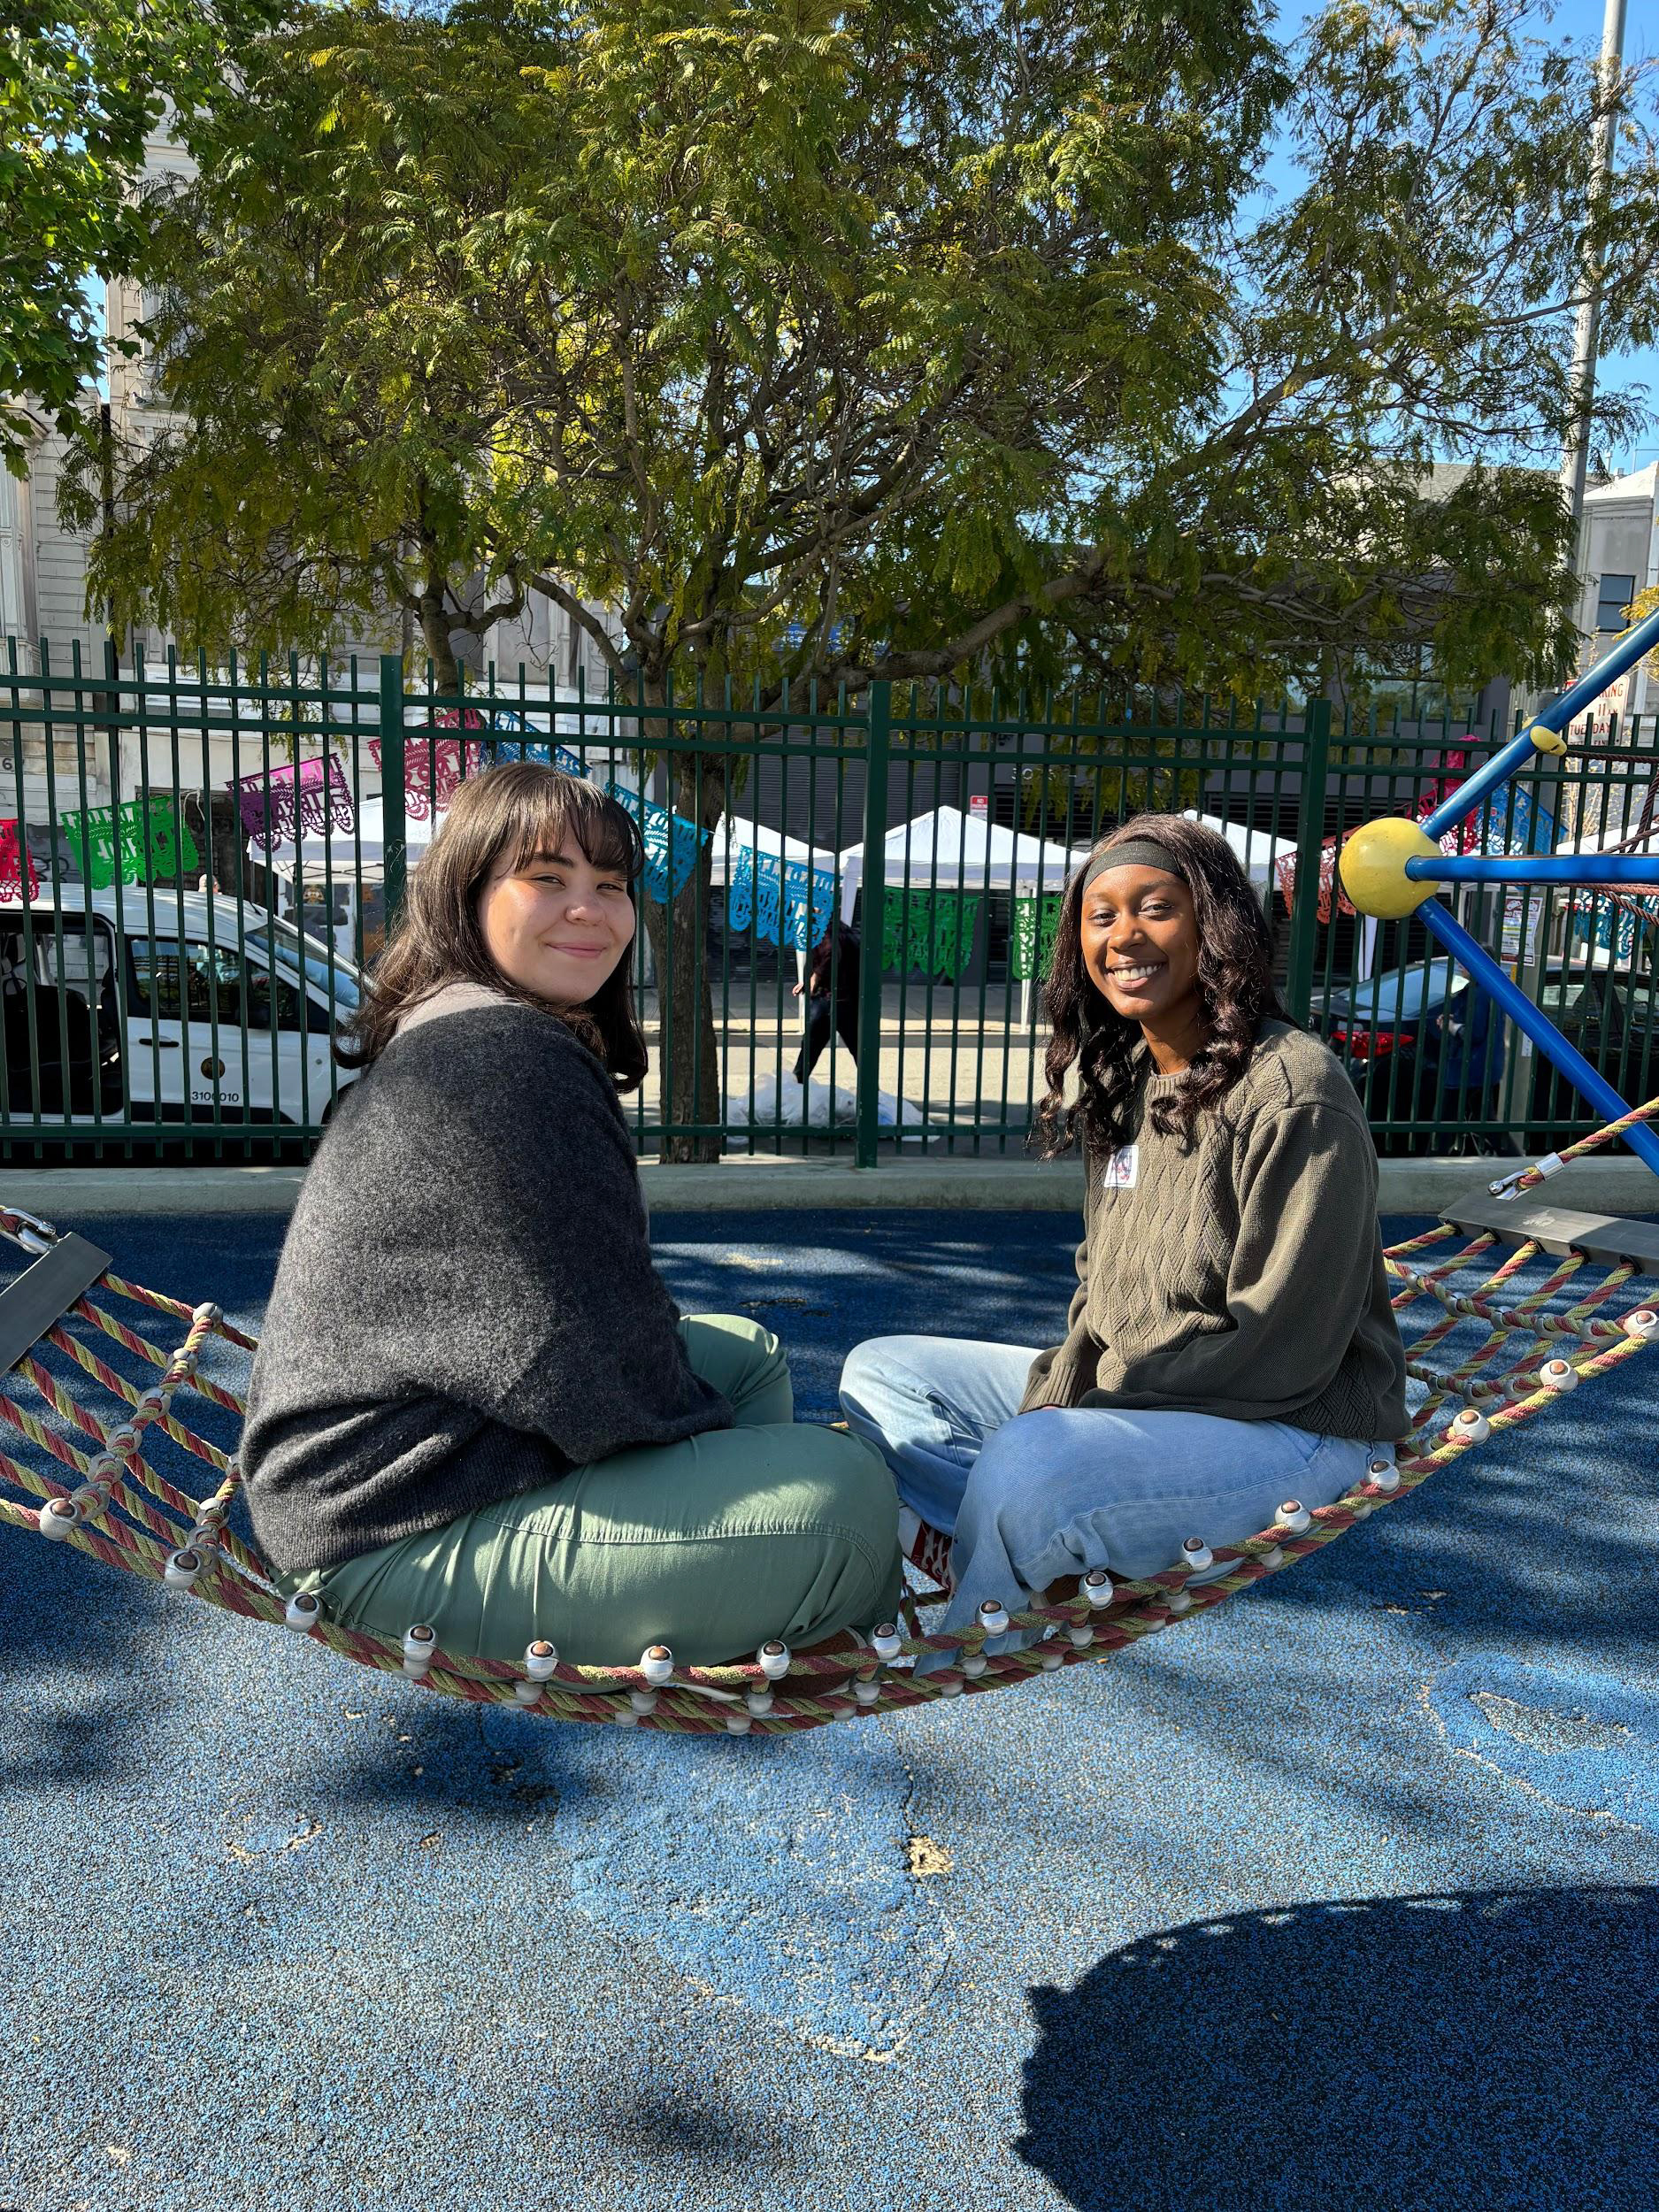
top-left (0, 891), bottom-right (363, 1128)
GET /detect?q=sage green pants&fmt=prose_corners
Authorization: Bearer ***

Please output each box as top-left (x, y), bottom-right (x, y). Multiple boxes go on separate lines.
top-left (282, 1315), bottom-right (903, 1670)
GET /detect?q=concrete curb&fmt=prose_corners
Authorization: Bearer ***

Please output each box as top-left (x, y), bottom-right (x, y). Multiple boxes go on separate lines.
top-left (2, 1153), bottom-right (1655, 1220)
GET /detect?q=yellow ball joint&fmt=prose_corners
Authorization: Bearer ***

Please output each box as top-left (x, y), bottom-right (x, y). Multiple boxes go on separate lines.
top-left (1337, 818), bottom-right (1444, 920)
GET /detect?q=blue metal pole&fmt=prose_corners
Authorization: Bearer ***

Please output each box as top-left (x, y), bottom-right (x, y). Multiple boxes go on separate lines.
top-left (1417, 727), bottom-right (1539, 844)
top-left (1407, 852), bottom-right (1659, 887)
top-left (1417, 898), bottom-right (1659, 1176)
top-left (1530, 603), bottom-right (1659, 739)
top-left (1417, 604), bottom-right (1659, 847)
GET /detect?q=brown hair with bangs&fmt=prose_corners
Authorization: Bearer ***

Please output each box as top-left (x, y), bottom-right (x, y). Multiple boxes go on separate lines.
top-left (336, 762), bottom-right (649, 1087)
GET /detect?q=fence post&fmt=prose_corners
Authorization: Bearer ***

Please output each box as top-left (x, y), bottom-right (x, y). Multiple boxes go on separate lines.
top-left (853, 680), bottom-right (892, 1168)
top-left (379, 652), bottom-right (408, 931)
top-left (102, 634), bottom-right (121, 809)
top-left (1285, 696), bottom-right (1332, 1026)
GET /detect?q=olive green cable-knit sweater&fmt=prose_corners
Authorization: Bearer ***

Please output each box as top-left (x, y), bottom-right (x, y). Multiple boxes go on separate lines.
top-left (1021, 1021), bottom-right (1409, 1440)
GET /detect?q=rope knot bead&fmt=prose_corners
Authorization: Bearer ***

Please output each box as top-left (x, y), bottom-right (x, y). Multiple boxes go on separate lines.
top-left (1180, 1537), bottom-right (1213, 1574)
top-left (1367, 1457), bottom-right (1402, 1494)
top-left (37, 1495), bottom-right (78, 1540)
top-left (191, 1302), bottom-right (222, 1328)
top-left (746, 1687), bottom-right (775, 1716)
top-left (871, 1623), bottom-right (903, 1663)
top-left (1276, 1501), bottom-right (1313, 1535)
top-left (283, 1592), bottom-right (320, 1633)
top-left (629, 1688), bottom-right (659, 1716)
top-left (164, 1547), bottom-right (203, 1592)
top-left (1540, 1357), bottom-right (1578, 1393)
top-left (963, 1603), bottom-right (1010, 1679)
top-left (189, 1504), bottom-right (227, 1549)
top-left (1624, 1307), bottom-right (1659, 1341)
top-left (1451, 1407), bottom-right (1491, 1444)
top-left (522, 1639), bottom-right (558, 1681)
top-left (756, 1640), bottom-right (791, 1681)
top-left (639, 1645), bottom-right (674, 1688)
top-left (402, 1623), bottom-right (436, 1677)
top-left (105, 1425), bottom-right (139, 1459)
top-left (1082, 1568), bottom-right (1115, 1609)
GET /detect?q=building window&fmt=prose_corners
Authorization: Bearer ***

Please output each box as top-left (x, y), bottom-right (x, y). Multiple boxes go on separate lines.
top-left (1596, 573), bottom-right (1638, 632)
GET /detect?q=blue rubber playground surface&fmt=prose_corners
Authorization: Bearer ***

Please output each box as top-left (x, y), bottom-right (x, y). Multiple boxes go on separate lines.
top-left (3, 1203), bottom-right (1657, 2211)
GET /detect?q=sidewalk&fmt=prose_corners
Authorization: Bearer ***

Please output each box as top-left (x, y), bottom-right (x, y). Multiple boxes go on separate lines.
top-left (3, 1150), bottom-right (1655, 1217)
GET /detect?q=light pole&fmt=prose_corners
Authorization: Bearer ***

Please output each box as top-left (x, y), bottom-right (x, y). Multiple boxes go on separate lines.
top-left (1503, 0), bottom-right (1629, 1138)
top-left (1560, 0), bottom-right (1629, 542)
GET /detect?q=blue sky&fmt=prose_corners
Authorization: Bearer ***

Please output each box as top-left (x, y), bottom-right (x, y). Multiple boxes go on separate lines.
top-left (1265, 0), bottom-right (1659, 471)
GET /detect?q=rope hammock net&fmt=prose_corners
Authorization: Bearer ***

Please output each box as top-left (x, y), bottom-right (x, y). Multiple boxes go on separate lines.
top-left (1, 1098), bottom-right (1655, 1737)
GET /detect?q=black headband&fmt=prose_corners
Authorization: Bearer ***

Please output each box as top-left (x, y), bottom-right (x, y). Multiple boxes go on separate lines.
top-left (1083, 838), bottom-right (1183, 890)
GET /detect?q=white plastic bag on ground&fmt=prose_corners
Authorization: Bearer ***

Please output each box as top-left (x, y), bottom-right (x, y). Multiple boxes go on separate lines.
top-left (725, 1074), bottom-right (928, 1130)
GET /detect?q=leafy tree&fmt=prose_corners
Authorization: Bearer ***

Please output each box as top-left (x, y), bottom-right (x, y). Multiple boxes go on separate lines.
top-left (1, 0), bottom-right (277, 472)
top-left (79, 0), bottom-right (1659, 1155)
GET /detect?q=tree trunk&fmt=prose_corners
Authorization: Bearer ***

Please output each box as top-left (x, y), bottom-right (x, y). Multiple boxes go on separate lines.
top-left (639, 742), bottom-right (727, 1164)
top-left (418, 594), bottom-right (461, 693)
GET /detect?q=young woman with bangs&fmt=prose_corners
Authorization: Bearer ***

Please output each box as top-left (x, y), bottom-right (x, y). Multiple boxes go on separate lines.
top-left (243, 764), bottom-right (900, 1669)
top-left (840, 814), bottom-right (1408, 1641)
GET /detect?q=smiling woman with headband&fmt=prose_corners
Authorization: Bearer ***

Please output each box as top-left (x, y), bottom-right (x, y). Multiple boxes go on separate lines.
top-left (840, 812), bottom-right (1407, 1645)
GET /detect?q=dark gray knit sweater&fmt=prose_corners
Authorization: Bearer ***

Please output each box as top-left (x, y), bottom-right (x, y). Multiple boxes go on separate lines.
top-left (241, 987), bottom-right (733, 1577)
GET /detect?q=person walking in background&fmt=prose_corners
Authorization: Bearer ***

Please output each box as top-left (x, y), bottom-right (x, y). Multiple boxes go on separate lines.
top-left (791, 918), bottom-right (861, 1086)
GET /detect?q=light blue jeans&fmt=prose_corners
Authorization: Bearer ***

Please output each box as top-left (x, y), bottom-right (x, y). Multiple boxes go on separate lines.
top-left (838, 1335), bottom-right (1391, 1647)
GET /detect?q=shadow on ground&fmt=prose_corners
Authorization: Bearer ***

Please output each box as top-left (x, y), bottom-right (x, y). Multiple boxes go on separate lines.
top-left (1018, 1885), bottom-right (1659, 2212)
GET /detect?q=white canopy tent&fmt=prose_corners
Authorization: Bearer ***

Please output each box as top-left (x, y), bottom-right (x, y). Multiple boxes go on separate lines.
top-left (1552, 819), bottom-right (1659, 859)
top-left (708, 814), bottom-right (840, 887)
top-left (837, 804), bottom-right (1082, 922)
top-left (268, 795), bottom-right (433, 879)
top-left (709, 816), bottom-right (843, 1042)
top-left (836, 804), bottom-right (1086, 1021)
top-left (1179, 810), bottom-right (1299, 902)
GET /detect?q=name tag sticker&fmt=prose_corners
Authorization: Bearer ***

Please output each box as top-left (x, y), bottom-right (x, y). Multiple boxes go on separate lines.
top-left (1102, 1144), bottom-right (1139, 1191)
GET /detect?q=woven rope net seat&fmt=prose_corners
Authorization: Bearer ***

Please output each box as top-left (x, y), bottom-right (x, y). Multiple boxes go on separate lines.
top-left (3, 1104), bottom-right (1655, 1738)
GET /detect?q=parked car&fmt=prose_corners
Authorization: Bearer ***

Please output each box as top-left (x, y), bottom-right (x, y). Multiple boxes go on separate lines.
top-left (1317, 959), bottom-right (1489, 1150)
top-left (1525, 959), bottom-right (1659, 1139)
top-left (1318, 949), bottom-right (1659, 1151)
top-left (0, 891), bottom-right (363, 1130)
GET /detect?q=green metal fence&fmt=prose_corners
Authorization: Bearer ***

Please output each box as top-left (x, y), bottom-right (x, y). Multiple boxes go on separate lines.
top-left (1, 636), bottom-right (1655, 1165)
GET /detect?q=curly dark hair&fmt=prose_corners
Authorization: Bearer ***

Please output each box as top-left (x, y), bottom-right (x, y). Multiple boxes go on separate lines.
top-left (1033, 811), bottom-right (1287, 1159)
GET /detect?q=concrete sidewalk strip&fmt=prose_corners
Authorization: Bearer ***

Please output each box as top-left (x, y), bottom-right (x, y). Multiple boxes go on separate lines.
top-left (1, 1151), bottom-right (1655, 1218)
